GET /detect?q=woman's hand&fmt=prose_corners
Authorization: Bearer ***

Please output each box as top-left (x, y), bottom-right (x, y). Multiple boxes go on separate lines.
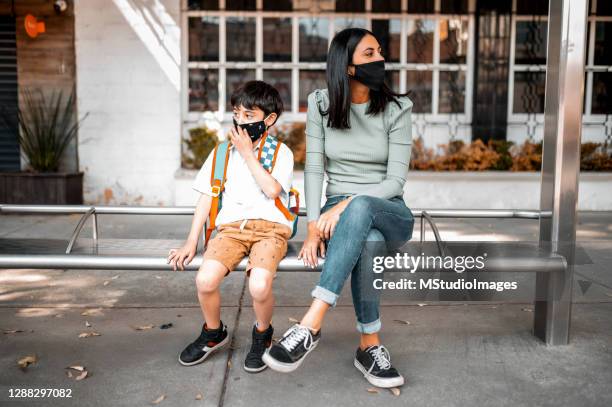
top-left (316, 197), bottom-right (353, 240)
top-left (298, 221), bottom-right (327, 269)
top-left (228, 124), bottom-right (254, 159)
top-left (167, 240), bottom-right (197, 271)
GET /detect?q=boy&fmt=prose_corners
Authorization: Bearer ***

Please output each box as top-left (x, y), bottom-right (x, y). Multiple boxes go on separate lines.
top-left (168, 80), bottom-right (294, 373)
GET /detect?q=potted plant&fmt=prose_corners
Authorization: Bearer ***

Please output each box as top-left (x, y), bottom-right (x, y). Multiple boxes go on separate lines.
top-left (0, 87), bottom-right (87, 204)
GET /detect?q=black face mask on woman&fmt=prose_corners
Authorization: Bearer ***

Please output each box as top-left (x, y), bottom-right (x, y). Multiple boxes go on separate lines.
top-left (233, 114), bottom-right (271, 142)
top-left (350, 60), bottom-right (386, 91)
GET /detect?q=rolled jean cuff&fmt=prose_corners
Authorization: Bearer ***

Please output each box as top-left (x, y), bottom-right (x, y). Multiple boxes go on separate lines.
top-left (311, 285), bottom-right (339, 307)
top-left (356, 319), bottom-right (381, 334)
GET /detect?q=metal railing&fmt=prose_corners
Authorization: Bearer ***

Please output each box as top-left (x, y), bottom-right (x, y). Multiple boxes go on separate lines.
top-left (0, 204), bottom-right (547, 257)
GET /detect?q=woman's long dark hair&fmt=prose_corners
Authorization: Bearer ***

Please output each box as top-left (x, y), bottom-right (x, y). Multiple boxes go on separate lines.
top-left (322, 28), bottom-right (411, 129)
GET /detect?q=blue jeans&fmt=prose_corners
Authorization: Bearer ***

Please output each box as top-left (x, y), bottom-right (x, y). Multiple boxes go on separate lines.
top-left (311, 194), bottom-right (415, 334)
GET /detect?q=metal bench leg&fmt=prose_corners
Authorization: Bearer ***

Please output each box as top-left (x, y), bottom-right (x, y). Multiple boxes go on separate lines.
top-left (534, 261), bottom-right (572, 345)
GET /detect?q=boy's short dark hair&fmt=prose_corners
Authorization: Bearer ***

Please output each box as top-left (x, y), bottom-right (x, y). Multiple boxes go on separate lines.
top-left (230, 80), bottom-right (283, 126)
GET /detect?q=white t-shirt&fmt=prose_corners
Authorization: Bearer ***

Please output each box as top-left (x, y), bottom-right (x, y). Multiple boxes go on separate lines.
top-left (192, 140), bottom-right (295, 230)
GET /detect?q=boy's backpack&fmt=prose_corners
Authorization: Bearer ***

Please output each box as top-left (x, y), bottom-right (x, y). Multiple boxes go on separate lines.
top-left (204, 132), bottom-right (299, 246)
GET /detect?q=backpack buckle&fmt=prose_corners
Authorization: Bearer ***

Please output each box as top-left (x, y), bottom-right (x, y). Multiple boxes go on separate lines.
top-left (210, 185), bottom-right (221, 197)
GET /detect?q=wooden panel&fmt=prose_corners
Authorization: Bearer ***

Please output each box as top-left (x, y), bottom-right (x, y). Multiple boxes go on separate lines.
top-left (0, 1), bottom-right (78, 173)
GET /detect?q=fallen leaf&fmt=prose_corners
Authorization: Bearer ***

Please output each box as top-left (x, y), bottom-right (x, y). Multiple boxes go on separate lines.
top-left (103, 281), bottom-right (110, 286)
top-left (389, 387), bottom-right (401, 396)
top-left (393, 319), bottom-right (411, 325)
top-left (288, 317), bottom-right (299, 323)
top-left (65, 366), bottom-right (89, 381)
top-left (85, 321), bottom-right (92, 328)
top-left (522, 308), bottom-right (533, 312)
top-left (111, 275), bottom-right (120, 280)
top-left (134, 324), bottom-right (155, 331)
top-left (367, 387), bottom-right (379, 394)
top-left (195, 393), bottom-right (203, 400)
top-left (155, 276), bottom-right (162, 280)
top-left (17, 355), bottom-right (37, 369)
top-left (78, 331), bottom-right (101, 338)
top-left (3, 329), bottom-right (24, 334)
top-left (152, 394), bottom-right (166, 404)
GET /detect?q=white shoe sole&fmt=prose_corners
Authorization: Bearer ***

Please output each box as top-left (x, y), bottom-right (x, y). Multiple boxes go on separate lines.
top-left (243, 363), bottom-right (268, 373)
top-left (262, 341), bottom-right (319, 373)
top-left (178, 335), bottom-right (229, 366)
top-left (353, 358), bottom-right (405, 388)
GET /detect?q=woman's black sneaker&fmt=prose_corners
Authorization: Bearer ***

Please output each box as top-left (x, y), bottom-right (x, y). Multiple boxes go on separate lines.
top-left (262, 324), bottom-right (320, 373)
top-left (178, 322), bottom-right (229, 366)
top-left (354, 345), bottom-right (405, 388)
top-left (243, 323), bottom-right (274, 373)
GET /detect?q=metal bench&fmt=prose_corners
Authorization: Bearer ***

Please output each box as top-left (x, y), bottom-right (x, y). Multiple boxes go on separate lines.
top-left (0, 203), bottom-right (568, 346)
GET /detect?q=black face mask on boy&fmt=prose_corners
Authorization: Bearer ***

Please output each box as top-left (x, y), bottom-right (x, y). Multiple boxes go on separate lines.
top-left (233, 114), bottom-right (272, 143)
top-left (350, 60), bottom-right (386, 91)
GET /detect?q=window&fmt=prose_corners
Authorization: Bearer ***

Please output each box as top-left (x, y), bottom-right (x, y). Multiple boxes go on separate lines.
top-left (510, 15), bottom-right (547, 115)
top-left (184, 0), bottom-right (472, 119)
top-left (589, 6), bottom-right (612, 115)
top-left (508, 0), bottom-right (612, 137)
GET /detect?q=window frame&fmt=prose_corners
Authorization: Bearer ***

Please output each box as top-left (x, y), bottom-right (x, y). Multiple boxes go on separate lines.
top-left (507, 0), bottom-right (612, 136)
top-left (181, 0), bottom-right (475, 128)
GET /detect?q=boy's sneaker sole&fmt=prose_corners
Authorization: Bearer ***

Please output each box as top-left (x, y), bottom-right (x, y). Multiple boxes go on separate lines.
top-left (178, 335), bottom-right (229, 366)
top-left (261, 341), bottom-right (319, 373)
top-left (353, 358), bottom-right (405, 388)
top-left (243, 363), bottom-right (268, 373)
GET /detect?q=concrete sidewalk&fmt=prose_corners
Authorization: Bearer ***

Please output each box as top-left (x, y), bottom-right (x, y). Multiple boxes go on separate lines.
top-left (1, 212), bottom-right (611, 406)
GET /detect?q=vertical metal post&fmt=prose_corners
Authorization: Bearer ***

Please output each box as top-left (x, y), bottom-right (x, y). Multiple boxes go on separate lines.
top-left (92, 212), bottom-right (98, 254)
top-left (534, 0), bottom-right (589, 345)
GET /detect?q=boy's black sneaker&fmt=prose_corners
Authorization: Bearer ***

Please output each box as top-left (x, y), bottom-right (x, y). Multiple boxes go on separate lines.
top-left (354, 345), bottom-right (405, 388)
top-left (243, 323), bottom-right (274, 373)
top-left (262, 324), bottom-right (320, 373)
top-left (179, 322), bottom-right (229, 366)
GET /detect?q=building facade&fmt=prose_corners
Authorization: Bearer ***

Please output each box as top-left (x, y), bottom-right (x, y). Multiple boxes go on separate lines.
top-left (0, 0), bottom-right (610, 205)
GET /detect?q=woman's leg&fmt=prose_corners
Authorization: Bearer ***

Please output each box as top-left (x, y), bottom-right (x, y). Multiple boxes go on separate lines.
top-left (351, 228), bottom-right (386, 348)
top-left (309, 195), bottom-right (414, 321)
top-left (264, 196), bottom-right (413, 374)
top-left (301, 226), bottom-right (387, 337)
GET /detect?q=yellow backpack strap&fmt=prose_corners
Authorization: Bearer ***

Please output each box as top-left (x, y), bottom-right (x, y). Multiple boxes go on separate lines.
top-left (205, 141), bottom-right (231, 246)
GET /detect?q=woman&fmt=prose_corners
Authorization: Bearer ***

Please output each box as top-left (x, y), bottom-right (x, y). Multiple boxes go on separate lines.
top-left (263, 28), bottom-right (415, 388)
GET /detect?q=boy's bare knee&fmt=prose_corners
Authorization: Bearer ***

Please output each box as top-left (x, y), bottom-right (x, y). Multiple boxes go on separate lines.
top-left (248, 269), bottom-right (273, 301)
top-left (196, 272), bottom-right (219, 294)
top-left (196, 261), bottom-right (227, 294)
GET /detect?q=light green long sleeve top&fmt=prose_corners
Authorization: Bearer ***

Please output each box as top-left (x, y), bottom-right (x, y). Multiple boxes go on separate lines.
top-left (304, 88), bottom-right (414, 222)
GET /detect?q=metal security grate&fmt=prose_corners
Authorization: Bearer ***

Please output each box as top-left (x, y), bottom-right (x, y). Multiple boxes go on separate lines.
top-left (0, 14), bottom-right (19, 171)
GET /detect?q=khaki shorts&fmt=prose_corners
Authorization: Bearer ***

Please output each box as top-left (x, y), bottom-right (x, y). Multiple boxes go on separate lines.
top-left (203, 219), bottom-right (292, 275)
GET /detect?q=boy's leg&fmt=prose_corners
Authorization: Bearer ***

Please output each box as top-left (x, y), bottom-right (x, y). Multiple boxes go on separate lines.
top-left (196, 259), bottom-right (229, 329)
top-left (248, 267), bottom-right (275, 331)
top-left (199, 221), bottom-right (250, 327)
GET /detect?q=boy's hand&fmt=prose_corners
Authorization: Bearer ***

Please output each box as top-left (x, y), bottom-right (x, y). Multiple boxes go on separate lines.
top-left (228, 125), bottom-right (254, 160)
top-left (298, 221), bottom-right (326, 269)
top-left (167, 241), bottom-right (197, 271)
